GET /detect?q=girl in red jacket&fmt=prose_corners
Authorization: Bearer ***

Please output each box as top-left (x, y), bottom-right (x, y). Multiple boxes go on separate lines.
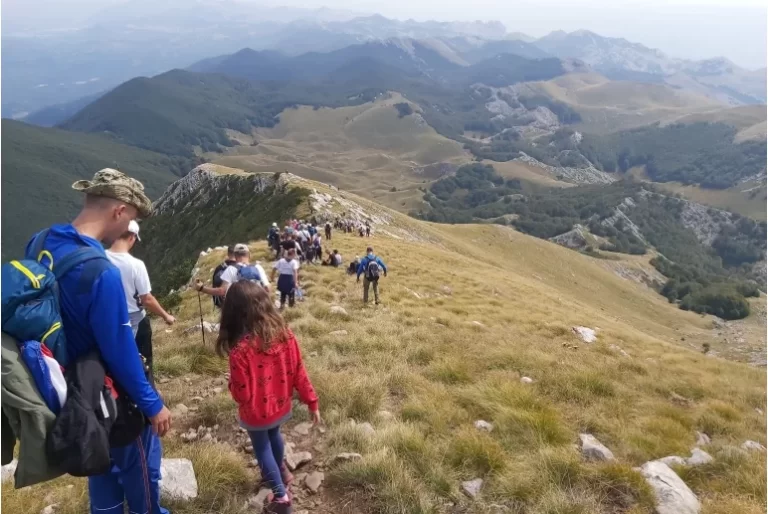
top-left (217, 281), bottom-right (320, 514)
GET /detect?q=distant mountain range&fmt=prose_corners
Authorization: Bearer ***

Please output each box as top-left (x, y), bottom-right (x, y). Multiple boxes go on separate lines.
top-left (4, 8), bottom-right (764, 119)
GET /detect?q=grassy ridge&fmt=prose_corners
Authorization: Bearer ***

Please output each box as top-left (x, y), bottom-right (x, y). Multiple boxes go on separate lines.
top-left (1, 119), bottom-right (177, 259)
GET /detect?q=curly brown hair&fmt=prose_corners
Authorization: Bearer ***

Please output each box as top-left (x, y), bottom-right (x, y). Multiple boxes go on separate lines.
top-left (216, 281), bottom-right (287, 356)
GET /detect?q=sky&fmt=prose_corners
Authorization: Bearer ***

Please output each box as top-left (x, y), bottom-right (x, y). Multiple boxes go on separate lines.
top-left (3, 0), bottom-right (766, 69)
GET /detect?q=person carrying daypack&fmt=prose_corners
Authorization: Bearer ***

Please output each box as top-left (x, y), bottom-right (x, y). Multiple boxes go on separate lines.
top-left (196, 244), bottom-right (269, 298)
top-left (2, 169), bottom-right (172, 512)
top-left (324, 222), bottom-right (332, 241)
top-left (356, 246), bottom-right (388, 305)
top-left (211, 246), bottom-right (237, 308)
top-left (268, 223), bottom-right (280, 258)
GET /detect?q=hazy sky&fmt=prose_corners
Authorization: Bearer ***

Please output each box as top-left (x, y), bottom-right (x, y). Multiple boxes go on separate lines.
top-left (4, 0), bottom-right (766, 69)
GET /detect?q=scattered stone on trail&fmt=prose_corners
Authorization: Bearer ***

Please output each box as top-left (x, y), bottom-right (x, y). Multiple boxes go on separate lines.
top-left (609, 344), bottom-right (630, 357)
top-left (471, 321), bottom-right (485, 327)
top-left (639, 461), bottom-right (700, 514)
top-left (520, 376), bottom-right (534, 384)
top-left (329, 305), bottom-right (348, 316)
top-left (248, 459), bottom-right (259, 468)
top-left (741, 440), bottom-right (766, 452)
top-left (157, 377), bottom-right (170, 384)
top-left (474, 420), bottom-right (493, 432)
top-left (246, 488), bottom-right (272, 510)
top-left (669, 392), bottom-right (693, 406)
top-left (2, 459), bottom-right (17, 483)
top-left (293, 422), bottom-right (313, 436)
top-left (296, 510), bottom-right (309, 514)
top-left (659, 455), bottom-right (687, 467)
top-left (244, 443), bottom-right (254, 453)
top-left (358, 422), bottom-right (376, 436)
top-left (305, 471), bottom-right (325, 493)
top-left (687, 448), bottom-right (713, 466)
top-left (185, 321), bottom-right (219, 334)
top-left (329, 330), bottom-right (348, 337)
top-left (756, 408), bottom-right (764, 415)
top-left (695, 431), bottom-right (711, 446)
top-left (40, 504), bottom-right (58, 514)
top-left (572, 326), bottom-right (597, 343)
top-left (286, 451), bottom-right (313, 471)
top-left (200, 433), bottom-right (213, 443)
top-left (441, 285), bottom-right (452, 295)
top-left (173, 404), bottom-right (189, 416)
top-left (377, 410), bottom-right (394, 421)
top-left (579, 434), bottom-right (615, 461)
top-left (333, 453), bottom-right (362, 463)
top-left (181, 429), bottom-right (198, 443)
top-left (461, 478), bottom-right (483, 499)
top-left (212, 387), bottom-right (223, 394)
top-left (309, 351), bottom-right (319, 357)
top-left (159, 458), bottom-right (199, 500)
top-left (191, 396), bottom-right (204, 403)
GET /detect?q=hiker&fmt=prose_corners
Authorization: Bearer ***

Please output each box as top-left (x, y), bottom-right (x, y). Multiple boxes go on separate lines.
top-left (365, 222), bottom-right (371, 237)
top-left (312, 233), bottom-right (322, 264)
top-left (324, 222), bottom-right (332, 240)
top-left (25, 168), bottom-right (172, 514)
top-left (106, 220), bottom-right (175, 385)
top-left (211, 245), bottom-right (237, 308)
top-left (347, 256), bottom-right (360, 275)
top-left (268, 223), bottom-right (281, 258)
top-left (196, 244), bottom-right (270, 297)
top-left (270, 248), bottom-right (300, 309)
top-left (217, 281), bottom-right (320, 514)
top-left (322, 249), bottom-right (342, 267)
top-left (356, 247), bottom-right (388, 305)
top-left (358, 226), bottom-right (365, 237)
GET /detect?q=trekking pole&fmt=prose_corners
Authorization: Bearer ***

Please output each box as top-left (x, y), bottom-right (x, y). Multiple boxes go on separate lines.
top-left (197, 291), bottom-right (206, 346)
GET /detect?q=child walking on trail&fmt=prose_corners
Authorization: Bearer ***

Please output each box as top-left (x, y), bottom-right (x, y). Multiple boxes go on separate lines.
top-left (217, 281), bottom-right (320, 514)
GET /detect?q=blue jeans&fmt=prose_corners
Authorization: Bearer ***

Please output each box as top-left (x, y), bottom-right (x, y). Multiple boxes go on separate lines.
top-left (248, 426), bottom-right (286, 497)
top-left (88, 425), bottom-right (168, 514)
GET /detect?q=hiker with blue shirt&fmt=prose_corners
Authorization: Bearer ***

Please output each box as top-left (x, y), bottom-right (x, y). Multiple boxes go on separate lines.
top-left (196, 244), bottom-right (270, 296)
top-left (24, 168), bottom-right (172, 514)
top-left (356, 246), bottom-right (388, 305)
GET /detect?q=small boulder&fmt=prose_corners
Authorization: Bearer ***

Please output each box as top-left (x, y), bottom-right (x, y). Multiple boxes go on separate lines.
top-left (190, 396), bottom-right (204, 403)
top-left (686, 448), bottom-right (713, 466)
top-left (286, 451), bottom-right (313, 471)
top-left (40, 504), bottom-right (58, 514)
top-left (572, 326), bottom-right (596, 343)
top-left (579, 434), bottom-right (615, 462)
top-left (329, 306), bottom-right (348, 316)
top-left (471, 321), bottom-right (485, 328)
top-left (2, 459), bottom-right (17, 483)
top-left (333, 453), bottom-right (362, 463)
top-left (329, 330), bottom-right (348, 337)
top-left (305, 471), bottom-right (325, 493)
top-left (441, 285), bottom-right (452, 295)
top-left (181, 429), bottom-right (198, 443)
top-left (659, 455), bottom-right (687, 467)
top-left (377, 410), bottom-right (395, 421)
top-left (173, 404), bottom-right (189, 416)
top-left (159, 458), bottom-right (198, 500)
top-left (461, 478), bottom-right (483, 499)
top-left (520, 376), bottom-right (534, 384)
top-left (742, 440), bottom-right (766, 452)
top-left (695, 431), bottom-right (711, 446)
top-left (200, 433), bottom-right (213, 443)
top-left (474, 420), bottom-right (493, 432)
top-left (639, 461), bottom-right (700, 514)
top-left (293, 422), bottom-right (313, 436)
top-left (358, 422), bottom-right (375, 436)
top-left (246, 488), bottom-right (272, 509)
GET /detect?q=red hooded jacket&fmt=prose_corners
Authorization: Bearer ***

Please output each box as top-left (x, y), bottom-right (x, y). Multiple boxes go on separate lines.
top-left (228, 329), bottom-right (318, 427)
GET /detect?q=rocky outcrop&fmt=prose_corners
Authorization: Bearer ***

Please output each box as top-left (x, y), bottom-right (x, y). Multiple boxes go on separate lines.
top-left (579, 434), bottom-right (615, 461)
top-left (515, 152), bottom-right (616, 185)
top-left (549, 224), bottom-right (590, 249)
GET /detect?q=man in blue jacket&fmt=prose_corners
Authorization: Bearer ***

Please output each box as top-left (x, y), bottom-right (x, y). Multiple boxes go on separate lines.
top-left (26, 169), bottom-right (172, 514)
top-left (356, 246), bottom-right (388, 305)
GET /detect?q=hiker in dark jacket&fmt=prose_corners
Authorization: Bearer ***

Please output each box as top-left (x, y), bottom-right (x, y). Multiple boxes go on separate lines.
top-left (25, 168), bottom-right (171, 514)
top-left (325, 222), bottom-right (332, 240)
top-left (356, 246), bottom-right (388, 305)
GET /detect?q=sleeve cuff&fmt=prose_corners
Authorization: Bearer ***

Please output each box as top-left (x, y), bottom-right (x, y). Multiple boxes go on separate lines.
top-left (307, 401), bottom-right (319, 413)
top-left (142, 397), bottom-right (165, 418)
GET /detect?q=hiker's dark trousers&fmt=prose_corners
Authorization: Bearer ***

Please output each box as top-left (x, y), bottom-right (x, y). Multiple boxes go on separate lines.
top-left (277, 274), bottom-right (296, 308)
top-left (363, 277), bottom-right (379, 303)
top-left (325, 228), bottom-right (331, 240)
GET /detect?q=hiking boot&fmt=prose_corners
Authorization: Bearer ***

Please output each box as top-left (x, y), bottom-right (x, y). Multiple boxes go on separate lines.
top-left (264, 498), bottom-right (292, 514)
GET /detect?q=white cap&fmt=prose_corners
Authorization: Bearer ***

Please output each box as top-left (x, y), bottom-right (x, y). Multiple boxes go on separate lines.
top-left (272, 222), bottom-right (277, 227)
top-left (128, 220), bottom-right (141, 241)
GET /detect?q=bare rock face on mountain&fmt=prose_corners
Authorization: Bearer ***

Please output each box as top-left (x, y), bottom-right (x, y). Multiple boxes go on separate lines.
top-left (515, 152), bottom-right (616, 185)
top-left (549, 224), bottom-right (589, 249)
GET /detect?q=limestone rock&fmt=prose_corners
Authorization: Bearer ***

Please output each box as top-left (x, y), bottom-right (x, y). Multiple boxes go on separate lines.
top-left (200, 433), bottom-right (213, 443)
top-left (742, 440), bottom-right (766, 452)
top-left (358, 422), bottom-right (375, 436)
top-left (687, 448), bottom-right (713, 466)
top-left (305, 471), bottom-right (324, 493)
top-left (520, 376), bottom-right (534, 384)
top-left (293, 422), bottom-right (313, 436)
top-left (474, 420), bottom-right (493, 432)
top-left (572, 326), bottom-right (597, 343)
top-left (461, 478), bottom-right (483, 499)
top-left (695, 431), bottom-right (711, 446)
top-left (659, 455), bottom-right (687, 467)
top-left (159, 458), bottom-right (198, 500)
top-left (471, 321), bottom-right (485, 327)
top-left (2, 459), bottom-right (17, 483)
top-left (639, 461), bottom-right (700, 514)
top-left (246, 488), bottom-right (272, 509)
top-left (40, 504), bottom-right (58, 514)
top-left (286, 451), bottom-right (313, 471)
top-left (329, 330), bottom-right (348, 336)
top-left (191, 396), bottom-right (204, 403)
top-left (333, 453), bottom-right (363, 463)
top-left (181, 429), bottom-right (198, 443)
top-left (377, 410), bottom-right (395, 421)
top-left (329, 306), bottom-right (348, 316)
top-left (173, 404), bottom-right (189, 415)
top-left (579, 434), bottom-right (615, 461)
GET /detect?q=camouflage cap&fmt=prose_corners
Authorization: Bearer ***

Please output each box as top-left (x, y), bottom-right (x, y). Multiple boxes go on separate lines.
top-left (72, 168), bottom-right (153, 218)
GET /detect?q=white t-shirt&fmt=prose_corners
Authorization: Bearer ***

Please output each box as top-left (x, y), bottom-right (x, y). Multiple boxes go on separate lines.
top-left (106, 250), bottom-right (151, 318)
top-left (219, 262), bottom-right (270, 291)
top-left (273, 258), bottom-right (300, 275)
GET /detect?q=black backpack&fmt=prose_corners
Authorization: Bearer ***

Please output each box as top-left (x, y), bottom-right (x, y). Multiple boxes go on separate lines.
top-left (211, 261), bottom-right (231, 308)
top-left (366, 259), bottom-right (381, 281)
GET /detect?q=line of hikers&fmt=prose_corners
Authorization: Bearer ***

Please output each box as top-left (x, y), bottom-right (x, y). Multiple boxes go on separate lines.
top-left (1, 169), bottom-right (389, 514)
